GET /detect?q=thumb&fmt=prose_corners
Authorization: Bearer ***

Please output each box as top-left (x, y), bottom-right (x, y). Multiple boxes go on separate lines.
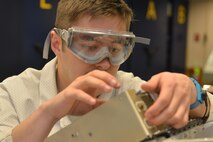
top-left (141, 74), bottom-right (161, 92)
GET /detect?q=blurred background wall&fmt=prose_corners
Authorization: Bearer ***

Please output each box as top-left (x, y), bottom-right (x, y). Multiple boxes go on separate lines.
top-left (0, 0), bottom-right (57, 81)
top-left (186, 0), bottom-right (213, 84)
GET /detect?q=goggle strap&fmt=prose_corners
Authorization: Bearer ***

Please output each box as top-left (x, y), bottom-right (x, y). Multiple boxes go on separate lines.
top-left (135, 37), bottom-right (151, 45)
top-left (43, 31), bottom-right (51, 59)
top-left (42, 29), bottom-right (69, 59)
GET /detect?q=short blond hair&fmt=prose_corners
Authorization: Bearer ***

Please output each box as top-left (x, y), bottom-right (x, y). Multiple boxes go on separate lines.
top-left (55, 0), bottom-right (133, 30)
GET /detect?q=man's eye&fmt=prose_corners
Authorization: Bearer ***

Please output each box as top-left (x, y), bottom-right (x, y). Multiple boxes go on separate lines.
top-left (88, 46), bottom-right (99, 51)
top-left (81, 35), bottom-right (94, 41)
top-left (110, 47), bottom-right (121, 54)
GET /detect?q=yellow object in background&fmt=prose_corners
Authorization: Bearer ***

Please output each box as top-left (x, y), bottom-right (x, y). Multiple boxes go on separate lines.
top-left (146, 0), bottom-right (157, 21)
top-left (40, 0), bottom-right (52, 10)
top-left (177, 4), bottom-right (186, 25)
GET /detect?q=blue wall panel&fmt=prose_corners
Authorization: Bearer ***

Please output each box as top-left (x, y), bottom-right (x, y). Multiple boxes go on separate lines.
top-left (121, 0), bottom-right (169, 80)
top-left (0, 1), bottom-right (23, 81)
top-left (169, 0), bottom-right (188, 73)
top-left (0, 0), bottom-right (57, 81)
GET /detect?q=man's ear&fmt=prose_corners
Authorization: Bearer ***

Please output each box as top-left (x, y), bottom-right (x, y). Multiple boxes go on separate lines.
top-left (50, 31), bottom-right (62, 56)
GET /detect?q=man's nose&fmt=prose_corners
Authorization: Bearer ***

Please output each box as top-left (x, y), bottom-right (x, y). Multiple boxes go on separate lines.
top-left (95, 58), bottom-right (111, 70)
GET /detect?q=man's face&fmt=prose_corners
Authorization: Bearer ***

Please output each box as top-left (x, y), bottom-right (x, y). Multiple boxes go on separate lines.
top-left (56, 15), bottom-right (127, 85)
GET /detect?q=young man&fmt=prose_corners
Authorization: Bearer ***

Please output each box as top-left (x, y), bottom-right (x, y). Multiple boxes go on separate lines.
top-left (0, 0), bottom-right (210, 142)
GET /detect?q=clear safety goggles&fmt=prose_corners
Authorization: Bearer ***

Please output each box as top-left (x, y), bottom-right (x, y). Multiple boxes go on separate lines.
top-left (43, 27), bottom-right (150, 65)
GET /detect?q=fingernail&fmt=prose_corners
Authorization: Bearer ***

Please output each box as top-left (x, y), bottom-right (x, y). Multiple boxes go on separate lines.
top-left (90, 98), bottom-right (96, 105)
top-left (145, 119), bottom-right (153, 126)
top-left (145, 112), bottom-right (151, 120)
top-left (110, 79), bottom-right (117, 85)
top-left (104, 85), bottom-right (112, 91)
top-left (109, 79), bottom-right (118, 87)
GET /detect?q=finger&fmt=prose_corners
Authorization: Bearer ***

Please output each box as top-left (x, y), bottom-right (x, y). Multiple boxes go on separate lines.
top-left (87, 70), bottom-right (120, 88)
top-left (167, 103), bottom-right (189, 128)
top-left (64, 89), bottom-right (96, 105)
top-left (92, 99), bottom-right (106, 109)
top-left (146, 95), bottom-right (179, 126)
top-left (141, 74), bottom-right (161, 92)
top-left (166, 88), bottom-right (190, 128)
top-left (70, 100), bottom-right (81, 114)
top-left (145, 83), bottom-right (175, 120)
top-left (147, 88), bottom-right (189, 126)
top-left (74, 75), bottom-right (116, 96)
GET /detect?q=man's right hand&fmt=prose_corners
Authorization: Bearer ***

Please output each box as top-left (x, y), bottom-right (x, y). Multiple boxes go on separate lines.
top-left (44, 70), bottom-right (120, 120)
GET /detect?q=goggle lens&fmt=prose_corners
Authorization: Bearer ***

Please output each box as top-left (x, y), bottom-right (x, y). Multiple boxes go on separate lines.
top-left (69, 32), bottom-right (134, 65)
